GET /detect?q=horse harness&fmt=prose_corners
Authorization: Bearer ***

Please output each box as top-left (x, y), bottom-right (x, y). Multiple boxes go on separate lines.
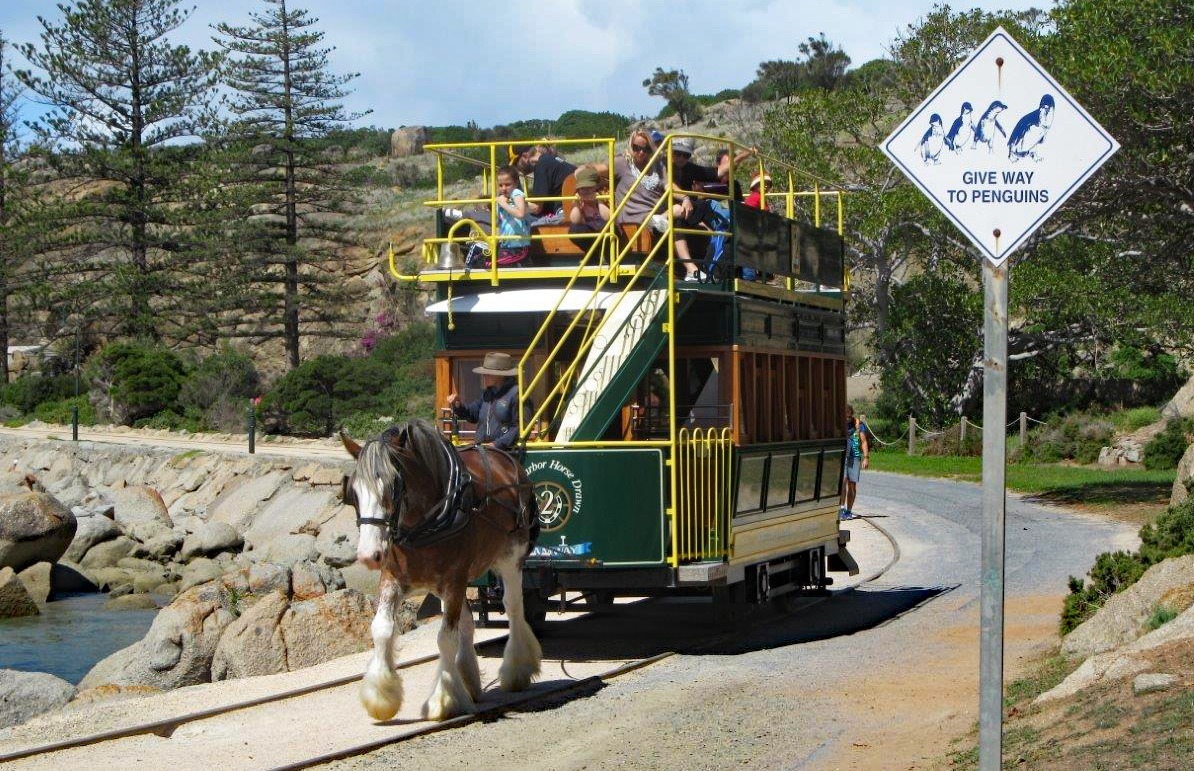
top-left (349, 434), bottom-right (534, 549)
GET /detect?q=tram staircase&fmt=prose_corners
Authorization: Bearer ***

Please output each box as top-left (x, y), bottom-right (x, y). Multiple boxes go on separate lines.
top-left (556, 274), bottom-right (693, 442)
top-left (520, 196), bottom-right (693, 444)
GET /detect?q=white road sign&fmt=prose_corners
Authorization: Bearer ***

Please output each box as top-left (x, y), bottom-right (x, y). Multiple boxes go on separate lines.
top-left (882, 27), bottom-right (1118, 265)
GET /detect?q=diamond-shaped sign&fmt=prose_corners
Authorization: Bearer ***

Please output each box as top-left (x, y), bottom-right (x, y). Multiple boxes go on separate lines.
top-left (882, 27), bottom-right (1118, 265)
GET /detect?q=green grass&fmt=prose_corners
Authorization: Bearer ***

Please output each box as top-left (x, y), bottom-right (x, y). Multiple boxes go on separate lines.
top-left (869, 450), bottom-right (1175, 506)
top-left (1111, 406), bottom-right (1162, 432)
top-left (1145, 604), bottom-right (1178, 631)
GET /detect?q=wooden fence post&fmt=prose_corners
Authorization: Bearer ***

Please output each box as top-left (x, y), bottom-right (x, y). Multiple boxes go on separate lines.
top-left (960, 417), bottom-right (967, 445)
top-left (1019, 412), bottom-right (1028, 446)
top-left (908, 416), bottom-right (917, 455)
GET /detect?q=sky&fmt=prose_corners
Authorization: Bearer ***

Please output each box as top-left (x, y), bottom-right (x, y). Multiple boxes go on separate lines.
top-left (1, 0), bottom-right (1048, 131)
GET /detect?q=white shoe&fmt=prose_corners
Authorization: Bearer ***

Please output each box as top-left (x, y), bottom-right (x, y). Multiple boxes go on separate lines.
top-left (444, 207), bottom-right (463, 220)
top-left (682, 271), bottom-right (706, 283)
top-left (649, 214), bottom-right (669, 232)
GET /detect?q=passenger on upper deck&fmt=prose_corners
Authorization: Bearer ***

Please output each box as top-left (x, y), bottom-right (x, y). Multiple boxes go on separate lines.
top-left (567, 166), bottom-right (610, 251)
top-left (743, 172), bottom-right (773, 211)
top-left (511, 143), bottom-right (577, 227)
top-left (443, 142), bottom-right (575, 231)
top-left (491, 165), bottom-right (531, 265)
top-left (670, 138), bottom-right (756, 280)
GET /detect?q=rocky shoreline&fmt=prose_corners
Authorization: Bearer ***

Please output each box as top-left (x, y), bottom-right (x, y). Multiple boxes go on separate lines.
top-left (0, 435), bottom-right (402, 730)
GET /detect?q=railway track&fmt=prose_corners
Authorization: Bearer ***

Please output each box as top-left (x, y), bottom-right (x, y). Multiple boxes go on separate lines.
top-left (0, 519), bottom-right (899, 771)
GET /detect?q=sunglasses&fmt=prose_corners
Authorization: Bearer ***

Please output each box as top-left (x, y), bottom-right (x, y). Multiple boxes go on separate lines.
top-left (631, 144), bottom-right (651, 152)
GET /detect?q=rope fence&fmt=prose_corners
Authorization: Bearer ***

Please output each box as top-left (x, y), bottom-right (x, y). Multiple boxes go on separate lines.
top-left (860, 411), bottom-right (1041, 455)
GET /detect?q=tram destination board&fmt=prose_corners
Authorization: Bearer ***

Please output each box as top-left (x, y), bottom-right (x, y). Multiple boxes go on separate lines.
top-left (525, 448), bottom-right (666, 567)
top-left (881, 27), bottom-right (1118, 265)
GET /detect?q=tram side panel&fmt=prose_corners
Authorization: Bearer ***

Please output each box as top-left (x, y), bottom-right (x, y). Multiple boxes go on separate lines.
top-left (525, 448), bottom-right (668, 568)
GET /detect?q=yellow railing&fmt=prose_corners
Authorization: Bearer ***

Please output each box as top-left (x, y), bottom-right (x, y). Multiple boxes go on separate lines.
top-left (674, 427), bottom-right (734, 565)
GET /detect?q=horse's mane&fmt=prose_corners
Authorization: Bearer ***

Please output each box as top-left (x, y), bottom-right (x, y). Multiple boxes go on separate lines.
top-left (355, 419), bottom-right (450, 505)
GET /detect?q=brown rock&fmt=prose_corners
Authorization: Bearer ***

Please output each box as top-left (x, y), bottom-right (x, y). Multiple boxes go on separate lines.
top-left (390, 125), bottom-right (426, 158)
top-left (279, 589), bottom-right (377, 670)
top-left (68, 684), bottom-right (160, 709)
top-left (17, 562), bottom-right (53, 604)
top-left (0, 566), bottom-right (40, 618)
top-left (209, 590), bottom-right (290, 681)
top-left (308, 467), bottom-right (343, 486)
top-left (0, 492), bottom-right (77, 572)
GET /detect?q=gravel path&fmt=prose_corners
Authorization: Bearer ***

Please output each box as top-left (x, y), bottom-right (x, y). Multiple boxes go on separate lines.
top-left (323, 471), bottom-right (1137, 771)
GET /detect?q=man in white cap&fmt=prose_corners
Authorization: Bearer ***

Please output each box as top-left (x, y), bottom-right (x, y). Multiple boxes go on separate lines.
top-left (446, 352), bottom-right (532, 450)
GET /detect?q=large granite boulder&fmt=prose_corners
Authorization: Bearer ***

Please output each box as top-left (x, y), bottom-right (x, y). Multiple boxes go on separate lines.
top-left (263, 533), bottom-right (318, 566)
top-left (211, 588), bottom-right (377, 681)
top-left (390, 125), bottom-right (426, 158)
top-left (209, 590), bottom-right (291, 681)
top-left (0, 492), bottom-right (77, 571)
top-left (16, 562), bottom-right (52, 604)
top-left (64, 514), bottom-right (122, 563)
top-left (1162, 374), bottom-right (1194, 420)
top-left (1062, 554), bottom-right (1194, 660)
top-left (179, 521), bottom-right (243, 561)
top-left (1172, 442), bottom-right (1194, 508)
top-left (290, 560), bottom-right (345, 601)
top-left (0, 669), bottom-right (76, 729)
top-left (0, 567), bottom-right (40, 618)
top-left (111, 485), bottom-right (173, 533)
top-left (78, 581), bottom-right (238, 691)
top-left (79, 536), bottom-right (136, 572)
top-left (1039, 602), bottom-right (1194, 703)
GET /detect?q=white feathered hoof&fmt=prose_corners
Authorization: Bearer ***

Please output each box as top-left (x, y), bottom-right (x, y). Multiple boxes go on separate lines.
top-left (499, 633), bottom-right (543, 692)
top-left (422, 674), bottom-right (475, 721)
top-left (360, 667), bottom-right (404, 721)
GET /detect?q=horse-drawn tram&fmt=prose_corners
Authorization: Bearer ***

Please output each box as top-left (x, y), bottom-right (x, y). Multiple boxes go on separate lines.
top-left (391, 133), bottom-right (858, 620)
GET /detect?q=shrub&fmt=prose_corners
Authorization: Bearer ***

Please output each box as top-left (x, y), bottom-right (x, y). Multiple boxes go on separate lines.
top-left (1061, 498), bottom-right (1194, 633)
top-left (0, 374), bottom-right (80, 414)
top-left (133, 408), bottom-right (204, 433)
top-left (1143, 418), bottom-right (1193, 470)
top-left (922, 422), bottom-right (982, 457)
top-left (32, 395), bottom-right (95, 426)
top-left (1061, 550), bottom-right (1146, 634)
top-left (1017, 412), bottom-right (1114, 464)
top-left (1111, 406), bottom-right (1162, 432)
top-left (86, 341), bottom-right (188, 425)
top-left (262, 354), bottom-right (394, 437)
top-left (1145, 605), bottom-right (1178, 631)
top-left (178, 347), bottom-right (261, 432)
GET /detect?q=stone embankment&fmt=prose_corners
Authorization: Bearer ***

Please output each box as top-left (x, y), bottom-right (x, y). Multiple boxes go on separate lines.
top-left (0, 435), bottom-right (407, 729)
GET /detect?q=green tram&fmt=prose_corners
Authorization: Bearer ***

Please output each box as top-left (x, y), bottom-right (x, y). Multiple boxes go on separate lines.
top-left (391, 133), bottom-right (858, 617)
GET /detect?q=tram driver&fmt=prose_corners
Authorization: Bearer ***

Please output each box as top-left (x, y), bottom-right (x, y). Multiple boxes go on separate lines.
top-left (446, 352), bottom-right (533, 450)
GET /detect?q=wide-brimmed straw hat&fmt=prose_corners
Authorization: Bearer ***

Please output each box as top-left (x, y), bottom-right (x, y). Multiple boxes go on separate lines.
top-left (750, 172), bottom-right (772, 189)
top-left (473, 352), bottom-right (517, 376)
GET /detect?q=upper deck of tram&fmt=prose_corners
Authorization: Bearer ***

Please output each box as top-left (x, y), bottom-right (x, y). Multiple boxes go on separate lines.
top-left (388, 133), bottom-right (849, 308)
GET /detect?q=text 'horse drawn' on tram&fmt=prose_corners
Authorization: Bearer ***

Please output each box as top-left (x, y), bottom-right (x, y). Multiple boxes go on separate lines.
top-left (388, 132), bottom-right (859, 626)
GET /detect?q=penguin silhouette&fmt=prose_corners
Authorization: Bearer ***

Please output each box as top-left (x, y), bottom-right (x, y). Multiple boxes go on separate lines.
top-left (918, 114), bottom-right (945, 165)
top-left (974, 100), bottom-right (1007, 152)
top-left (944, 102), bottom-right (975, 153)
top-left (1008, 94), bottom-right (1056, 162)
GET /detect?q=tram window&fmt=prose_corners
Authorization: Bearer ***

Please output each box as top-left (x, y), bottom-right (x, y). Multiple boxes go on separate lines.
top-left (822, 448), bottom-right (844, 500)
top-left (767, 453), bottom-right (796, 509)
top-left (794, 450), bottom-right (821, 503)
top-left (736, 454), bottom-right (767, 514)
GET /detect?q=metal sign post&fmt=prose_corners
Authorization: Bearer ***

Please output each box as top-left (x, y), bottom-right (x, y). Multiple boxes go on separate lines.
top-left (880, 28), bottom-right (1118, 770)
top-left (979, 260), bottom-right (1007, 767)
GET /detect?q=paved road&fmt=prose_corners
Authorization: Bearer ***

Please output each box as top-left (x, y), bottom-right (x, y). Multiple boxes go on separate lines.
top-left (325, 471), bottom-right (1138, 771)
